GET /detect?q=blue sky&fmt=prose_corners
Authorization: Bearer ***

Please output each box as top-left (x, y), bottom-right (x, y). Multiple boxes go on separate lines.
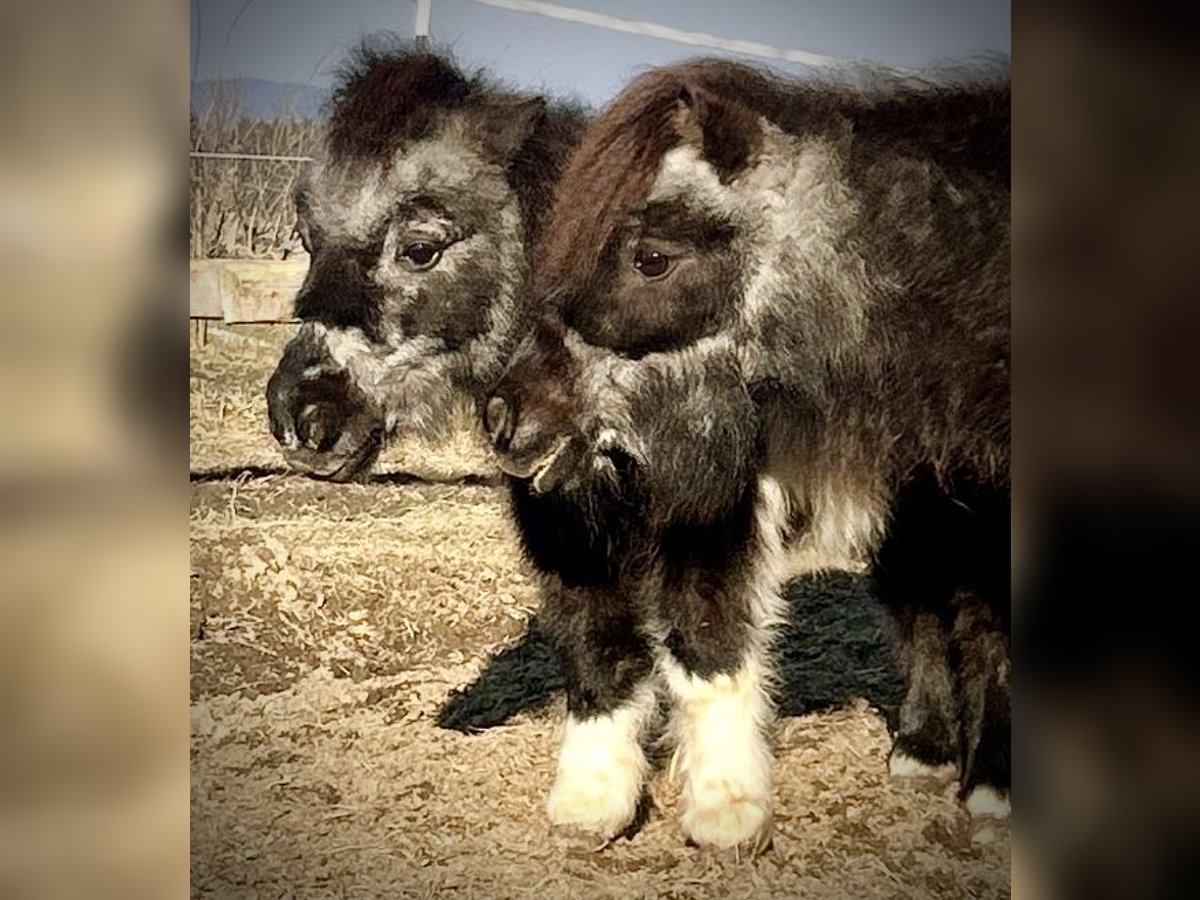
top-left (191, 0), bottom-right (1009, 107)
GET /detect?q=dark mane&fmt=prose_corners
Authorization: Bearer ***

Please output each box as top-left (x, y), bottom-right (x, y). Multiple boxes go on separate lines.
top-left (538, 58), bottom-right (1009, 298)
top-left (327, 38), bottom-right (472, 163)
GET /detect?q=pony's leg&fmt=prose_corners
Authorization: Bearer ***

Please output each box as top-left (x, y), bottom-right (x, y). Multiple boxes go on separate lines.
top-left (952, 593), bottom-right (1011, 819)
top-left (540, 580), bottom-right (657, 838)
top-left (888, 607), bottom-right (959, 786)
top-left (658, 480), bottom-right (787, 851)
top-left (875, 469), bottom-right (1010, 814)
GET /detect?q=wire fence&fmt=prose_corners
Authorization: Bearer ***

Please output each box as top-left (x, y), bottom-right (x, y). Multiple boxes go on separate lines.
top-left (189, 103), bottom-right (322, 259)
top-left (191, 151), bottom-right (314, 163)
top-left (467, 0), bottom-right (850, 69)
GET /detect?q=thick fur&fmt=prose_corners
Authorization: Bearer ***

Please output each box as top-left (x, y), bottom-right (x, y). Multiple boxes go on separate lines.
top-left (489, 58), bottom-right (1010, 844)
top-left (266, 38), bottom-right (584, 479)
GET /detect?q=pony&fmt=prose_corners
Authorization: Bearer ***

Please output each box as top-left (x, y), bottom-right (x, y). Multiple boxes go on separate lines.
top-left (485, 59), bottom-right (1010, 850)
top-left (266, 40), bottom-right (585, 479)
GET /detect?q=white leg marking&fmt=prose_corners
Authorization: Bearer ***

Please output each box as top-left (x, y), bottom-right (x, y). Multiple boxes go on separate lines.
top-left (656, 476), bottom-right (790, 849)
top-left (888, 749), bottom-right (958, 784)
top-left (965, 784), bottom-right (1011, 820)
top-left (662, 657), bottom-right (775, 850)
top-left (547, 682), bottom-right (656, 838)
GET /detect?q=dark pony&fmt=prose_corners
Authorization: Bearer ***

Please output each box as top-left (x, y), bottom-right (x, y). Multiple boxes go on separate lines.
top-left (486, 58), bottom-right (1009, 849)
top-left (267, 39), bottom-right (585, 480)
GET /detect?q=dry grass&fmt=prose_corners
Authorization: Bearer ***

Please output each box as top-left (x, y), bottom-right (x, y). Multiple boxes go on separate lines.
top-left (190, 94), bottom-right (322, 260)
top-left (189, 324), bottom-right (494, 479)
top-left (190, 325), bottom-right (1010, 898)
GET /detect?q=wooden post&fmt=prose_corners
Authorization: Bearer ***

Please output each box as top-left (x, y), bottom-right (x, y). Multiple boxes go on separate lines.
top-left (191, 318), bottom-right (209, 346)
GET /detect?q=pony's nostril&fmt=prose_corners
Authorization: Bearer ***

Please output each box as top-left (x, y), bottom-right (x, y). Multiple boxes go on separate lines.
top-left (297, 402), bottom-right (336, 452)
top-left (484, 395), bottom-right (514, 448)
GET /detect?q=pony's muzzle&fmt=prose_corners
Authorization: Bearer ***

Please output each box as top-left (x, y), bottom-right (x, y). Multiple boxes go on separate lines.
top-left (267, 364), bottom-right (346, 454)
top-left (266, 349), bottom-right (384, 481)
top-left (483, 388), bottom-right (584, 492)
top-left (295, 400), bottom-right (343, 453)
top-left (485, 319), bottom-right (587, 489)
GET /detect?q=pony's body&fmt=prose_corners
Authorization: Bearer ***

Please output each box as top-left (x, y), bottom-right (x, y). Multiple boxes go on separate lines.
top-left (266, 42), bottom-right (584, 479)
top-left (486, 60), bottom-right (1010, 847)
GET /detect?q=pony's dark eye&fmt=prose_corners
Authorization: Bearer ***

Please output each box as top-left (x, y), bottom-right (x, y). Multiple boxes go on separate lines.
top-left (633, 249), bottom-right (671, 279)
top-left (401, 241), bottom-right (442, 270)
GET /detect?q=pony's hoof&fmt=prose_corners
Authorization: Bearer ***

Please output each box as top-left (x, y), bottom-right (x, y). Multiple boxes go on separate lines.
top-left (682, 796), bottom-right (773, 855)
top-left (888, 749), bottom-right (958, 791)
top-left (964, 784), bottom-right (1010, 820)
top-left (547, 768), bottom-right (641, 839)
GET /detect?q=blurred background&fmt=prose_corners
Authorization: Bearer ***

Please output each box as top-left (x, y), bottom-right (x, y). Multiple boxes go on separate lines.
top-left (2, 0), bottom-right (1199, 897)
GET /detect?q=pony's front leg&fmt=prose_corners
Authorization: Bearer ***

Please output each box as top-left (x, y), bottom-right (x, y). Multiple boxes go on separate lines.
top-left (657, 480), bottom-right (788, 852)
top-left (540, 579), bottom-right (658, 839)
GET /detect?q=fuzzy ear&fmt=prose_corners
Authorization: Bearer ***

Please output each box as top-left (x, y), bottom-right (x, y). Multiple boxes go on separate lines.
top-left (476, 96), bottom-right (548, 164)
top-left (291, 163), bottom-right (315, 212)
top-left (672, 83), bottom-right (761, 181)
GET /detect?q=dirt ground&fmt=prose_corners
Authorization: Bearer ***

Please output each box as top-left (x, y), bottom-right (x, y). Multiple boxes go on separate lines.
top-left (190, 325), bottom-right (1010, 898)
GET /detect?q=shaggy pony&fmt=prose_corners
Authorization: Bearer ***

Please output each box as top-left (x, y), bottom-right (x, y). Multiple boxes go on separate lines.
top-left (486, 58), bottom-right (1009, 849)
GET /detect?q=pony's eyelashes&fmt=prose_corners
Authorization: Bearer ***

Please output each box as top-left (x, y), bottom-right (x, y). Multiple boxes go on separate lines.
top-left (386, 216), bottom-right (465, 273)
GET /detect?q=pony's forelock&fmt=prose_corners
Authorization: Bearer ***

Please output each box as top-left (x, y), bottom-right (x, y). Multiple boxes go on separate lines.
top-left (535, 60), bottom-right (785, 301)
top-left (534, 70), bottom-right (691, 300)
top-left (326, 37), bottom-right (473, 164)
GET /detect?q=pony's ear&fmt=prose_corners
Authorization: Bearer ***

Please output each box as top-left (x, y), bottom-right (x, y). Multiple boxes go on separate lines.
top-left (476, 96), bottom-right (548, 164)
top-left (291, 163), bottom-right (314, 209)
top-left (672, 83), bottom-right (761, 181)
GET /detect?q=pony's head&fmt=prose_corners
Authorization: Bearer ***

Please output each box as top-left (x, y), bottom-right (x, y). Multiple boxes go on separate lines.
top-left (487, 60), bottom-right (827, 508)
top-left (488, 59), bottom-right (1008, 515)
top-left (267, 40), bottom-right (568, 480)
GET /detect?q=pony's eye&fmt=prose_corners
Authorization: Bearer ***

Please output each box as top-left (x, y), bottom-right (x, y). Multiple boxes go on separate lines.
top-left (633, 249), bottom-right (671, 279)
top-left (401, 241), bottom-right (442, 270)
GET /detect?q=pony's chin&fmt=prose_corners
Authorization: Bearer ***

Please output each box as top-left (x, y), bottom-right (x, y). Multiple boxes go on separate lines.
top-left (284, 429), bottom-right (383, 483)
top-left (497, 435), bottom-right (579, 494)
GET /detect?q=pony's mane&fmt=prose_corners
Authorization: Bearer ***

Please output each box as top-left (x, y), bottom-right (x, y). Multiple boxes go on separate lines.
top-left (536, 57), bottom-right (1009, 299)
top-left (325, 37), bottom-right (587, 246)
top-left (535, 60), bottom-right (777, 298)
top-left (326, 37), bottom-right (476, 163)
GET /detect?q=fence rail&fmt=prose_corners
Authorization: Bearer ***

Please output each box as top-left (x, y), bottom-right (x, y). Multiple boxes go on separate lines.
top-left (190, 259), bottom-right (304, 324)
top-left (191, 151), bottom-right (314, 163)
top-left (468, 0), bottom-right (851, 70)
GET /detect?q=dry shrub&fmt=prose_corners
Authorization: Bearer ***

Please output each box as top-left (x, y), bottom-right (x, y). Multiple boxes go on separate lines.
top-left (189, 86), bottom-right (323, 259)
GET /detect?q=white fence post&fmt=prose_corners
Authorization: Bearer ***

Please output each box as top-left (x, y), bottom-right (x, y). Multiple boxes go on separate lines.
top-left (415, 0), bottom-right (433, 49)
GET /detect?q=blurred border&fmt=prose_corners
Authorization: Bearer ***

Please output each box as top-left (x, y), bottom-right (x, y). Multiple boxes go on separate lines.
top-left (1017, 2), bottom-right (1200, 897)
top-left (4, 0), bottom-right (1200, 896)
top-left (0, 1), bottom-right (188, 898)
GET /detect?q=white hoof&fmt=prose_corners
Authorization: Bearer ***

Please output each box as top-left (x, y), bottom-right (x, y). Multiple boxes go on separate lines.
top-left (546, 705), bottom-right (651, 838)
top-left (889, 749), bottom-right (957, 785)
top-left (965, 784), bottom-right (1010, 820)
top-left (547, 764), bottom-right (642, 837)
top-left (681, 781), bottom-right (773, 852)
